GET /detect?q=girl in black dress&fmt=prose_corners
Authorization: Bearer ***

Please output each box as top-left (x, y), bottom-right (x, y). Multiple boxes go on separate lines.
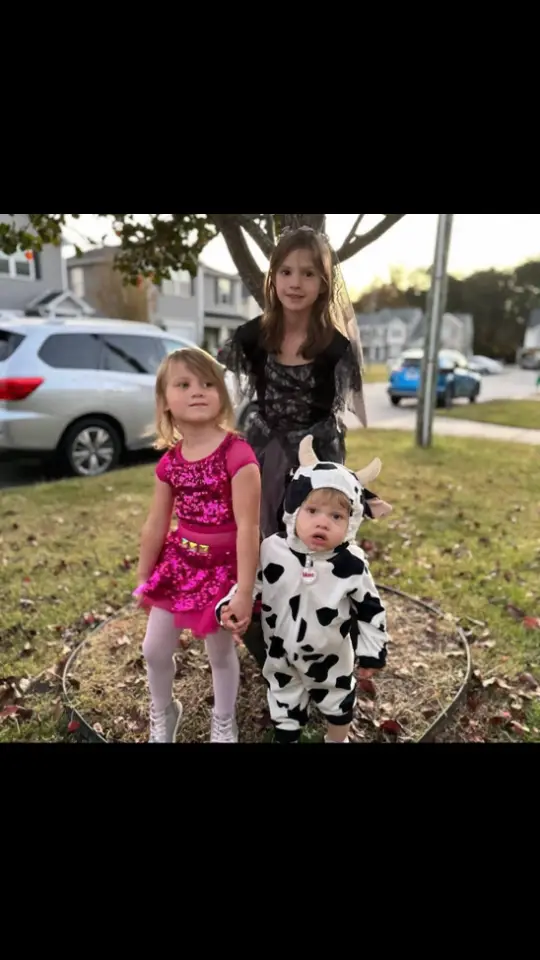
top-left (220, 225), bottom-right (371, 539)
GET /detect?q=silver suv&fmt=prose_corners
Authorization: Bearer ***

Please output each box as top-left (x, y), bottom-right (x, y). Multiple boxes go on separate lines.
top-left (0, 317), bottom-right (193, 477)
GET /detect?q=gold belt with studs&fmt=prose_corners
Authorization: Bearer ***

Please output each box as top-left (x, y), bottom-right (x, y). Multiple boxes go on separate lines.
top-left (180, 538), bottom-right (210, 555)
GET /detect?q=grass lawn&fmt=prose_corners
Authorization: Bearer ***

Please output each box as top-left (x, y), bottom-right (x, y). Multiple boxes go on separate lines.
top-left (438, 399), bottom-right (540, 431)
top-left (1, 431), bottom-right (539, 742)
top-left (363, 364), bottom-right (388, 384)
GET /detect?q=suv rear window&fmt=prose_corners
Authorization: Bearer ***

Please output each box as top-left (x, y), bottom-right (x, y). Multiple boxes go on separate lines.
top-left (100, 334), bottom-right (165, 374)
top-left (402, 358), bottom-right (422, 369)
top-left (0, 330), bottom-right (25, 362)
top-left (38, 333), bottom-right (102, 370)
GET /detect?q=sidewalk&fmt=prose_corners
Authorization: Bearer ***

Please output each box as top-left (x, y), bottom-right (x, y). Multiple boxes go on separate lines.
top-left (368, 415), bottom-right (540, 446)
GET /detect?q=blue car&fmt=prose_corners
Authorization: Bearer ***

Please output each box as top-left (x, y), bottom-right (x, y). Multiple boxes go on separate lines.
top-left (388, 349), bottom-right (482, 408)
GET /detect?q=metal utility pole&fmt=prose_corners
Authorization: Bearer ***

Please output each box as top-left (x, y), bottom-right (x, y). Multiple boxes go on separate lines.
top-left (415, 214), bottom-right (454, 449)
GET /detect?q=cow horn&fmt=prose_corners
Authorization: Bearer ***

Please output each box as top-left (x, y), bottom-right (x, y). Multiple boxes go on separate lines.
top-left (299, 435), bottom-right (319, 467)
top-left (356, 458), bottom-right (382, 486)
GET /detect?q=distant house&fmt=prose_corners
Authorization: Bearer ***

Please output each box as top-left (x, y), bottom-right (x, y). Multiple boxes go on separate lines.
top-left (66, 247), bottom-right (260, 351)
top-left (0, 213), bottom-right (94, 318)
top-left (523, 309), bottom-right (540, 351)
top-left (355, 307), bottom-right (474, 363)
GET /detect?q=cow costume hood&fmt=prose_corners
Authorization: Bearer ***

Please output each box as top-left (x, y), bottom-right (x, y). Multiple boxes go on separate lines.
top-left (283, 435), bottom-right (392, 552)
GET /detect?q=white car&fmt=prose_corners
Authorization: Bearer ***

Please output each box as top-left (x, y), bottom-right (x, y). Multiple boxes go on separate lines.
top-left (471, 355), bottom-right (504, 375)
top-left (0, 316), bottom-right (194, 477)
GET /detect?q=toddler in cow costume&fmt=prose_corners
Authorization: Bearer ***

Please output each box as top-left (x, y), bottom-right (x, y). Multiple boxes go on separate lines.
top-left (217, 435), bottom-right (392, 744)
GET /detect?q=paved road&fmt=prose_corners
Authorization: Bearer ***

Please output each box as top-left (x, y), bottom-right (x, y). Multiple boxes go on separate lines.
top-left (346, 365), bottom-right (539, 430)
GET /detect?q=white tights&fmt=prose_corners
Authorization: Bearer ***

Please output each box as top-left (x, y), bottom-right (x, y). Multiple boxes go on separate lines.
top-left (142, 607), bottom-right (240, 717)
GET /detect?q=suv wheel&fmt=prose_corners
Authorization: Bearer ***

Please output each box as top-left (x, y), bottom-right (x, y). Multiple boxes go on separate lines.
top-left (60, 417), bottom-right (122, 477)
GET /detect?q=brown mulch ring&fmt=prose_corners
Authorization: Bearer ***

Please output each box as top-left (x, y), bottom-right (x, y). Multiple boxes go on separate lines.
top-left (66, 591), bottom-right (472, 743)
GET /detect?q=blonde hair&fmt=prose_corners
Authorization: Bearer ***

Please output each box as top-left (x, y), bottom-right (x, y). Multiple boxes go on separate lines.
top-left (261, 228), bottom-right (341, 359)
top-left (304, 487), bottom-right (351, 514)
top-left (155, 347), bottom-right (235, 449)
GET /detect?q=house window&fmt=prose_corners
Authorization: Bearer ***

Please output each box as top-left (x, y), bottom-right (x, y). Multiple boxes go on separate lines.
top-left (0, 250), bottom-right (36, 281)
top-left (70, 267), bottom-right (85, 299)
top-left (162, 269), bottom-right (193, 298)
top-left (215, 278), bottom-right (233, 305)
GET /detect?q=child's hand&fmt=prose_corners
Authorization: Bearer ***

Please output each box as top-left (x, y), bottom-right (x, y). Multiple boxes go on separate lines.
top-left (222, 591), bottom-right (252, 636)
top-left (133, 579), bottom-right (149, 611)
top-left (358, 668), bottom-right (375, 681)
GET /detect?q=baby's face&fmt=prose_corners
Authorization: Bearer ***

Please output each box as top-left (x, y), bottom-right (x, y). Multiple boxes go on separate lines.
top-left (295, 493), bottom-right (350, 552)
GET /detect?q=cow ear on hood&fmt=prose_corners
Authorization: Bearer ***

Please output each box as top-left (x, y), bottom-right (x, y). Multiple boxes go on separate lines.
top-left (362, 488), bottom-right (393, 520)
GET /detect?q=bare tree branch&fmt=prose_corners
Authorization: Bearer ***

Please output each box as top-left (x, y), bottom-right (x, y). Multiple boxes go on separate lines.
top-left (231, 215), bottom-right (276, 258)
top-left (265, 216), bottom-right (275, 244)
top-left (341, 214), bottom-right (366, 250)
top-left (210, 214), bottom-right (265, 307)
top-left (336, 214), bottom-right (407, 263)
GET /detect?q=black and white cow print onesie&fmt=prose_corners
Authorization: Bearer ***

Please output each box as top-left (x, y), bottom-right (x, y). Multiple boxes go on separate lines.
top-left (216, 436), bottom-right (390, 743)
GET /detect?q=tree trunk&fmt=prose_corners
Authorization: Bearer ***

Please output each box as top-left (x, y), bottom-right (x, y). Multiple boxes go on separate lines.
top-left (211, 214), bottom-right (266, 307)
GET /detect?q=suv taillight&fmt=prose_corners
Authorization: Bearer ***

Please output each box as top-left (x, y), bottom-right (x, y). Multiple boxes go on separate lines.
top-left (0, 377), bottom-right (44, 401)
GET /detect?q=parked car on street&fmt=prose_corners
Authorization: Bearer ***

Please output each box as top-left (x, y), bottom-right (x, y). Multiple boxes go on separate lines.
top-left (388, 349), bottom-right (482, 407)
top-left (519, 348), bottom-right (540, 370)
top-left (0, 317), bottom-right (194, 477)
top-left (470, 355), bottom-right (504, 375)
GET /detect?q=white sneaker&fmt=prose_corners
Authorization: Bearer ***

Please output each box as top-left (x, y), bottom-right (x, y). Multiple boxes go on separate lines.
top-left (149, 700), bottom-right (183, 743)
top-left (210, 712), bottom-right (238, 743)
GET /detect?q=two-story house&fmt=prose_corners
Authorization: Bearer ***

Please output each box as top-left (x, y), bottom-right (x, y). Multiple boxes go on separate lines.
top-left (67, 246), bottom-right (260, 352)
top-left (0, 213), bottom-right (94, 319)
top-left (518, 309), bottom-right (540, 367)
top-left (523, 309), bottom-right (540, 351)
top-left (356, 307), bottom-right (474, 363)
top-left (356, 309), bottom-right (423, 363)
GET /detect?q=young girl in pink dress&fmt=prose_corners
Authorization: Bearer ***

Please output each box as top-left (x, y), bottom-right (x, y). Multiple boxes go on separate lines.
top-left (135, 347), bottom-right (261, 743)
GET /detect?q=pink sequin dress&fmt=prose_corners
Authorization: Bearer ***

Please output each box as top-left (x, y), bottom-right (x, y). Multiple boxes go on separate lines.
top-left (136, 433), bottom-right (259, 638)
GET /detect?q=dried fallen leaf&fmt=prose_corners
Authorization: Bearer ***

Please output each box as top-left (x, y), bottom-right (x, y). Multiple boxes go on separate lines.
top-left (1, 705), bottom-right (20, 718)
top-left (506, 604), bottom-right (526, 621)
top-left (510, 722), bottom-right (530, 736)
top-left (489, 711), bottom-right (512, 726)
top-left (0, 704), bottom-right (33, 721)
top-left (380, 719), bottom-right (403, 735)
top-left (464, 616), bottom-right (487, 628)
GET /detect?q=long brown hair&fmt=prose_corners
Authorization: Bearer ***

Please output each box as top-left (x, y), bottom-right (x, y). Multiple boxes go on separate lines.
top-left (155, 347), bottom-right (235, 449)
top-left (261, 228), bottom-right (339, 359)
